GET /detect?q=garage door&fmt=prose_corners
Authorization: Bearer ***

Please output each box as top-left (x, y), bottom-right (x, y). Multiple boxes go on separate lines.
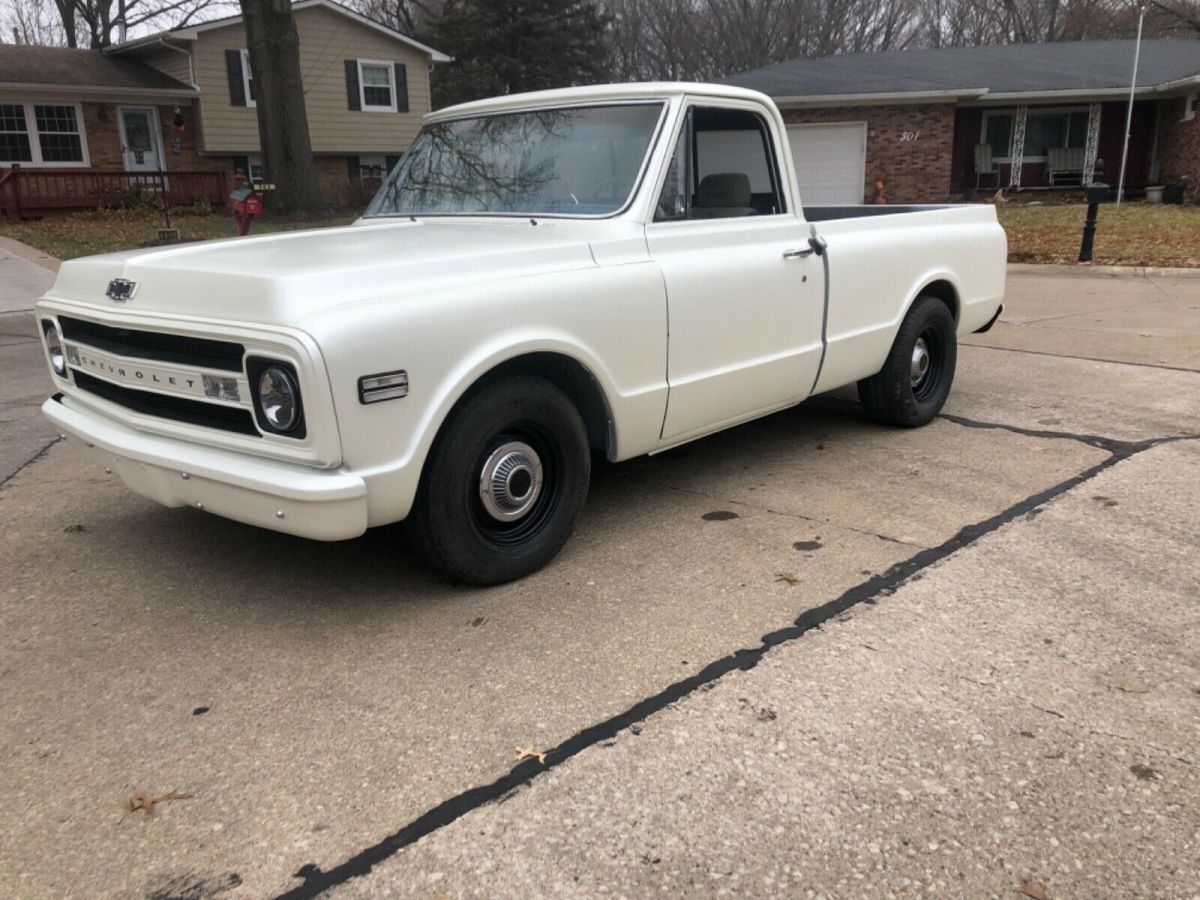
top-left (786, 123), bottom-right (867, 206)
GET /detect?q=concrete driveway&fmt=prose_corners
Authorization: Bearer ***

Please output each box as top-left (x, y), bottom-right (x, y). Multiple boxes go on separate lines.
top-left (0, 236), bottom-right (57, 314)
top-left (1, 268), bottom-right (1197, 898)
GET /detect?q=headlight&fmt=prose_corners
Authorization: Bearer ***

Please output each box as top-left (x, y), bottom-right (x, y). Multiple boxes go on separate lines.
top-left (42, 319), bottom-right (66, 377)
top-left (256, 364), bottom-right (300, 433)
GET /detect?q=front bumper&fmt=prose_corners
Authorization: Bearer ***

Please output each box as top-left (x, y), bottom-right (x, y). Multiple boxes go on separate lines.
top-left (43, 394), bottom-right (368, 541)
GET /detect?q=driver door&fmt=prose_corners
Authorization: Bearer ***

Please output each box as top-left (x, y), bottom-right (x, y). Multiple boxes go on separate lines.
top-left (647, 103), bottom-right (825, 443)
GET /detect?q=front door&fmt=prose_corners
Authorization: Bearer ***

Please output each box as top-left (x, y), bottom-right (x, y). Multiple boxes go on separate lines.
top-left (647, 103), bottom-right (826, 443)
top-left (118, 107), bottom-right (163, 175)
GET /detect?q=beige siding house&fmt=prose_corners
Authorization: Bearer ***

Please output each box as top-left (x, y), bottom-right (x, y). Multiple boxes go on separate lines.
top-left (1, 0), bottom-right (447, 213)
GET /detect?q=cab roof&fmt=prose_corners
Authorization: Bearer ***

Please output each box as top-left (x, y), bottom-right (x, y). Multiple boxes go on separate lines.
top-left (427, 82), bottom-right (773, 122)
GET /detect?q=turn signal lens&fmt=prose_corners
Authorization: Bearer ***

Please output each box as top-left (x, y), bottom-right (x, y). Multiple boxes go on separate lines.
top-left (358, 370), bottom-right (408, 404)
top-left (202, 374), bottom-right (241, 403)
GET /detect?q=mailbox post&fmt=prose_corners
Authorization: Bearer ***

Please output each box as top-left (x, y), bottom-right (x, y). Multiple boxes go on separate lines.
top-left (1078, 168), bottom-right (1110, 265)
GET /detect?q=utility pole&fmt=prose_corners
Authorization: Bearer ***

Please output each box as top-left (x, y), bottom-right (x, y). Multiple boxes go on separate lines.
top-left (1117, 3), bottom-right (1146, 206)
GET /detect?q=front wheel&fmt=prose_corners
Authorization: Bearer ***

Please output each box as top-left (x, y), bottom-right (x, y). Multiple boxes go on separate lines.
top-left (407, 376), bottom-right (591, 585)
top-left (858, 295), bottom-right (957, 427)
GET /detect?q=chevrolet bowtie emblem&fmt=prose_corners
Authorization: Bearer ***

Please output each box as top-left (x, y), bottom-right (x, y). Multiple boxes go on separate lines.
top-left (106, 278), bottom-right (138, 302)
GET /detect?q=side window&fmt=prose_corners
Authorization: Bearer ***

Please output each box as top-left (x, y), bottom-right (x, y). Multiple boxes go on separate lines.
top-left (654, 105), bottom-right (786, 221)
top-left (654, 111), bottom-right (690, 221)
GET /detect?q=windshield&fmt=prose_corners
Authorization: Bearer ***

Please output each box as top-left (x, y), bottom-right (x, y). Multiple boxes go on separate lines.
top-left (365, 103), bottom-right (665, 218)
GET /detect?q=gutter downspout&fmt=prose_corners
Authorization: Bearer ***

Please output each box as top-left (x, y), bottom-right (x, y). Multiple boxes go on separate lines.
top-left (158, 36), bottom-right (196, 88)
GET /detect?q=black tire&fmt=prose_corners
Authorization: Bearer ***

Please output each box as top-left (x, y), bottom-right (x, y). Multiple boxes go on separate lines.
top-left (857, 295), bottom-right (957, 427)
top-left (406, 376), bottom-right (591, 585)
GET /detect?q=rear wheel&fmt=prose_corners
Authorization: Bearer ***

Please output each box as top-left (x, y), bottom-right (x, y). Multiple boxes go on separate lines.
top-left (407, 376), bottom-right (590, 585)
top-left (858, 295), bottom-right (957, 427)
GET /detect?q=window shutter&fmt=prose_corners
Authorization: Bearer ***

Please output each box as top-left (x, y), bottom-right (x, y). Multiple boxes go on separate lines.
top-left (346, 155), bottom-right (360, 181)
top-left (394, 63), bottom-right (409, 113)
top-left (226, 50), bottom-right (246, 107)
top-left (345, 60), bottom-right (361, 111)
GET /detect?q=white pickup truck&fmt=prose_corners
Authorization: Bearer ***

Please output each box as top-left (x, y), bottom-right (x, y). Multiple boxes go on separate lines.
top-left (38, 83), bottom-right (1006, 584)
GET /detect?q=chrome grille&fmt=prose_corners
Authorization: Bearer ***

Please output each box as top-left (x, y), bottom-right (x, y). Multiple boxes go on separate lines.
top-left (59, 315), bottom-right (245, 372)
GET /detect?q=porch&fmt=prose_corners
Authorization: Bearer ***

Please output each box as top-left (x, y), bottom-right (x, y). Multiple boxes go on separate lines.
top-left (951, 100), bottom-right (1160, 195)
top-left (0, 166), bottom-right (229, 218)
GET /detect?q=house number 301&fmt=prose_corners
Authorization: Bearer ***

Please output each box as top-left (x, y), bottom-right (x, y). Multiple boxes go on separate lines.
top-left (900, 131), bottom-right (920, 142)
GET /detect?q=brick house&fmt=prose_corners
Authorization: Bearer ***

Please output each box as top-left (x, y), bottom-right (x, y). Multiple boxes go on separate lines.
top-left (726, 40), bottom-right (1200, 205)
top-left (0, 0), bottom-right (448, 214)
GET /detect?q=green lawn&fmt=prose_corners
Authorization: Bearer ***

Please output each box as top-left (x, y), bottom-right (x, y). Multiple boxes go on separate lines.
top-left (998, 202), bottom-right (1200, 268)
top-left (0, 208), bottom-right (356, 260)
top-left (3, 202), bottom-right (1197, 269)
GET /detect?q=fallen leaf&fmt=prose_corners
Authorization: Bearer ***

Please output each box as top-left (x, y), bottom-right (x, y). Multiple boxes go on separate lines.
top-left (513, 746), bottom-right (547, 765)
top-left (127, 789), bottom-right (195, 816)
top-left (1018, 879), bottom-right (1049, 900)
top-left (62, 524), bottom-right (85, 533)
top-left (774, 572), bottom-right (800, 586)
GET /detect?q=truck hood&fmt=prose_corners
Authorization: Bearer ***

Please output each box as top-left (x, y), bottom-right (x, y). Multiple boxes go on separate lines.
top-left (43, 218), bottom-right (605, 326)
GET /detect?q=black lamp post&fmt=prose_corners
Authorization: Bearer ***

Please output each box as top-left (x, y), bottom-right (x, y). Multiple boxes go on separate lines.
top-left (1078, 160), bottom-right (1110, 266)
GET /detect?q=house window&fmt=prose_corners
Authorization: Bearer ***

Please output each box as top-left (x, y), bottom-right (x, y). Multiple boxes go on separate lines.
top-left (982, 108), bottom-right (1089, 162)
top-left (241, 49), bottom-right (256, 108)
top-left (247, 154), bottom-right (265, 183)
top-left (1185, 93), bottom-right (1197, 122)
top-left (0, 102), bottom-right (88, 167)
top-left (983, 113), bottom-right (1012, 158)
top-left (0, 104), bottom-right (33, 163)
top-left (357, 155), bottom-right (388, 181)
top-left (358, 60), bottom-right (395, 112)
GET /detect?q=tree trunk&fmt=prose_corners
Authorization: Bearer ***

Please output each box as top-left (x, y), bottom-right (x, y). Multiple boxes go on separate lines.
top-left (239, 0), bottom-right (327, 216)
top-left (53, 0), bottom-right (77, 47)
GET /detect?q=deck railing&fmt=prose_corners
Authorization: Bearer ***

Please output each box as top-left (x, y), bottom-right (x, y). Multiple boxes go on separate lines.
top-left (0, 167), bottom-right (230, 217)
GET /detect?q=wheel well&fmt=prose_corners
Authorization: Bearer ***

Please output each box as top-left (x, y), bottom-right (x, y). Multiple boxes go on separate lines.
top-left (920, 279), bottom-right (960, 324)
top-left (459, 353), bottom-right (615, 459)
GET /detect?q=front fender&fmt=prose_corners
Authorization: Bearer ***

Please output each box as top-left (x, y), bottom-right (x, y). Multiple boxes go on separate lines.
top-left (300, 262), bottom-right (669, 526)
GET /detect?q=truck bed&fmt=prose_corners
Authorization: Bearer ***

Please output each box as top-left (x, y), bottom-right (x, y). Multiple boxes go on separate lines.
top-left (804, 205), bottom-right (957, 222)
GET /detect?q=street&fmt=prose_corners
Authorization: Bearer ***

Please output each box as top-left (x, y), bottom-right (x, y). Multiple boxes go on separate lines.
top-left (1, 268), bottom-right (1198, 898)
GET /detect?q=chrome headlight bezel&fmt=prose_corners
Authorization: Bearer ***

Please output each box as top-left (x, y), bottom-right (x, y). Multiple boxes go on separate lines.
top-left (41, 318), bottom-right (67, 377)
top-left (248, 357), bottom-right (306, 438)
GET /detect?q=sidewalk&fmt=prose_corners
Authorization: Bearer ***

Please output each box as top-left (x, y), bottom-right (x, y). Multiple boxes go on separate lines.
top-left (0, 237), bottom-right (57, 314)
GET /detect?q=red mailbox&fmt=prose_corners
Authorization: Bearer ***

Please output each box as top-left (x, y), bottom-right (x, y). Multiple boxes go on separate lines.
top-left (230, 184), bottom-right (263, 236)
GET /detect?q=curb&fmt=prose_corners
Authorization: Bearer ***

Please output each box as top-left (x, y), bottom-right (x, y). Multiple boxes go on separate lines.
top-left (1008, 262), bottom-right (1200, 278)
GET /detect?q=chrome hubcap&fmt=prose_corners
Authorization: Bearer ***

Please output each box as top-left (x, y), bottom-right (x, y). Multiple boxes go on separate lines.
top-left (910, 338), bottom-right (931, 387)
top-left (478, 441), bottom-right (543, 522)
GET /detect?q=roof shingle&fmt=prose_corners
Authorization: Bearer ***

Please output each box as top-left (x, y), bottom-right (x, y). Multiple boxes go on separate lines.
top-left (0, 44), bottom-right (193, 92)
top-left (725, 39), bottom-right (1200, 99)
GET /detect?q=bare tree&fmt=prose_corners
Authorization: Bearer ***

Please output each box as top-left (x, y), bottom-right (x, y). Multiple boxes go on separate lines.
top-left (6, 0), bottom-right (227, 48)
top-left (1150, 0), bottom-right (1200, 32)
top-left (239, 0), bottom-right (326, 215)
top-left (604, 0), bottom-right (922, 81)
top-left (602, 0), bottom-right (1189, 83)
top-left (1, 0), bottom-right (71, 44)
top-left (348, 0), bottom-right (441, 33)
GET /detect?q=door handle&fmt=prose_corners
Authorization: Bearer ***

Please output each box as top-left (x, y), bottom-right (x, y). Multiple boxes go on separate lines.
top-left (783, 234), bottom-right (828, 260)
